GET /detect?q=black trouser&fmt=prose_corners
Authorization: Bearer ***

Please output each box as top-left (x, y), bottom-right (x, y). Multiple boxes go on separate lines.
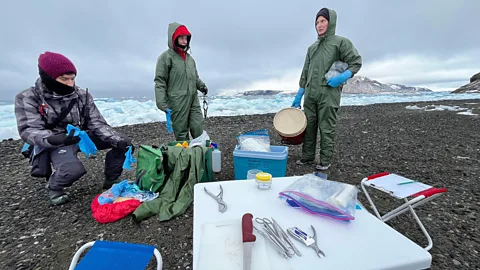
top-left (47, 133), bottom-right (127, 191)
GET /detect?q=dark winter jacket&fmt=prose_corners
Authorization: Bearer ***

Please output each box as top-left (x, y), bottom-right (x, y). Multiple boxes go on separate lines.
top-left (14, 78), bottom-right (123, 148)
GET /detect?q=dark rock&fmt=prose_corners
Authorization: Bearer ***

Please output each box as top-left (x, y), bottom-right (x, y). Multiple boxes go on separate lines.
top-left (470, 72), bottom-right (480, 83)
top-left (451, 72), bottom-right (480, 94)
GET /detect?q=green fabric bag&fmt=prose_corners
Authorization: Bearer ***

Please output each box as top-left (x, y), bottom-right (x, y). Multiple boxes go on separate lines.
top-left (135, 145), bottom-right (166, 192)
top-left (132, 145), bottom-right (210, 222)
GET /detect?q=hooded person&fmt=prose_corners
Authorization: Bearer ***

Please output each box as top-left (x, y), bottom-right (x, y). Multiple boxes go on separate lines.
top-left (154, 22), bottom-right (208, 141)
top-left (291, 8), bottom-right (362, 171)
top-left (14, 51), bottom-right (134, 206)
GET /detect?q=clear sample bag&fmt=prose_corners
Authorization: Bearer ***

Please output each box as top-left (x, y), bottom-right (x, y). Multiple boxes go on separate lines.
top-left (279, 174), bottom-right (358, 221)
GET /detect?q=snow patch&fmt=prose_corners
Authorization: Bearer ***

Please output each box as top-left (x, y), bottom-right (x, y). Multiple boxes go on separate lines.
top-left (406, 104), bottom-right (478, 115)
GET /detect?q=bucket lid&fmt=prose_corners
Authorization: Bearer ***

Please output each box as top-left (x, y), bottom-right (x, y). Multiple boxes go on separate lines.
top-left (273, 108), bottom-right (307, 137)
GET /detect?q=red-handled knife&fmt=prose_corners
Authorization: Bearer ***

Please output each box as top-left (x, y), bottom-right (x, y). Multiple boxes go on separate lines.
top-left (242, 213), bottom-right (256, 270)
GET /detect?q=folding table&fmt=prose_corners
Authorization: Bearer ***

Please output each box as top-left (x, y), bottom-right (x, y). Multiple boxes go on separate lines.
top-left (361, 172), bottom-right (448, 251)
top-left (193, 176), bottom-right (432, 270)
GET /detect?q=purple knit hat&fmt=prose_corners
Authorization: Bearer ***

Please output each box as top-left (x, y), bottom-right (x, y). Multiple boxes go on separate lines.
top-left (38, 51), bottom-right (77, 79)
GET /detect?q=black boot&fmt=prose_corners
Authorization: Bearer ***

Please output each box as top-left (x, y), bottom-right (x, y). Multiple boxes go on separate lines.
top-left (103, 177), bottom-right (122, 189)
top-left (47, 186), bottom-right (70, 206)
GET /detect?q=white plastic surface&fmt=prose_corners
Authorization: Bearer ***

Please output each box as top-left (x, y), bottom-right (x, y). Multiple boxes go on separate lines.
top-left (196, 219), bottom-right (271, 270)
top-left (193, 176), bottom-right (432, 270)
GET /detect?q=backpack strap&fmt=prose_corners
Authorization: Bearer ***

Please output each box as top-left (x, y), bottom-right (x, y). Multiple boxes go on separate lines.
top-left (80, 88), bottom-right (91, 130)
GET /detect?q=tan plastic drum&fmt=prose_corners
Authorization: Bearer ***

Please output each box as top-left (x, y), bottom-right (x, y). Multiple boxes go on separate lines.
top-left (273, 108), bottom-right (307, 145)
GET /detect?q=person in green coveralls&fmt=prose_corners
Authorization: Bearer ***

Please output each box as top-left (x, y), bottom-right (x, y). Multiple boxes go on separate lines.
top-left (291, 8), bottom-right (362, 171)
top-left (154, 22), bottom-right (208, 141)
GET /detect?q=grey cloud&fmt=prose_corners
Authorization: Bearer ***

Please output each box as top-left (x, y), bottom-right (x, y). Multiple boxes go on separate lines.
top-left (1, 0), bottom-right (479, 100)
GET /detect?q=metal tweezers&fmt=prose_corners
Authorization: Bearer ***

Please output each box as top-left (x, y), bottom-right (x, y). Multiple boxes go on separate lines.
top-left (204, 184), bottom-right (227, 213)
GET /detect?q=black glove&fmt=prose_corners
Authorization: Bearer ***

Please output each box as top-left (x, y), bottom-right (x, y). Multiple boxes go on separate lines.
top-left (117, 140), bottom-right (134, 153)
top-left (199, 86), bottom-right (208, 95)
top-left (47, 130), bottom-right (80, 146)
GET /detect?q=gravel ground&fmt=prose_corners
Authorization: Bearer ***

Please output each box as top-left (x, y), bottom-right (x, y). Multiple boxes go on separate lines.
top-left (1, 98), bottom-right (479, 270)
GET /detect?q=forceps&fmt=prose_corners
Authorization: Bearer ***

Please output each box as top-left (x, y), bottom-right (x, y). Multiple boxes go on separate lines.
top-left (204, 184), bottom-right (227, 213)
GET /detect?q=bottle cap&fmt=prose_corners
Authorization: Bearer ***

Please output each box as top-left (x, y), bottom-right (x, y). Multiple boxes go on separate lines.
top-left (256, 172), bottom-right (272, 181)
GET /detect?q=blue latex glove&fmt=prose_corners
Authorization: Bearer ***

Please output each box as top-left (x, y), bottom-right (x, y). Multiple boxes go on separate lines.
top-left (66, 124), bottom-right (97, 158)
top-left (166, 109), bottom-right (173, 133)
top-left (327, 70), bottom-right (352, 88)
top-left (122, 146), bottom-right (136, 170)
top-left (291, 88), bottom-right (305, 108)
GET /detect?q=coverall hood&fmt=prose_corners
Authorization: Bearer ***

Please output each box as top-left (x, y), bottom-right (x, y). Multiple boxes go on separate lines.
top-left (168, 22), bottom-right (192, 57)
top-left (317, 8), bottom-right (337, 39)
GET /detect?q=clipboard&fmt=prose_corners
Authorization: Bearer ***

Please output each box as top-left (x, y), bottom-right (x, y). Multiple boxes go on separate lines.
top-left (363, 173), bottom-right (432, 199)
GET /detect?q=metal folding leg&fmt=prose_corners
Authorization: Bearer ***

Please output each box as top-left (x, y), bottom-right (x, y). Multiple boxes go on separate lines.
top-left (360, 173), bottom-right (447, 251)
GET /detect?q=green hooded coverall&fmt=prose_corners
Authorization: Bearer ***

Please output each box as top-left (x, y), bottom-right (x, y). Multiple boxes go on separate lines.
top-left (154, 22), bottom-right (207, 141)
top-left (299, 8), bottom-right (362, 165)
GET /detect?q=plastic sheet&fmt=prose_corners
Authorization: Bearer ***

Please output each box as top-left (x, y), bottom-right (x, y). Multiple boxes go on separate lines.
top-left (325, 61), bottom-right (348, 81)
top-left (190, 130), bottom-right (210, 148)
top-left (98, 180), bottom-right (159, 205)
top-left (279, 174), bottom-right (358, 221)
top-left (236, 129), bottom-right (271, 152)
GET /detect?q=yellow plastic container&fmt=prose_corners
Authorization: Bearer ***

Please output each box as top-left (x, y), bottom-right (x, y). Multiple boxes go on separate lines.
top-left (255, 172), bottom-right (272, 190)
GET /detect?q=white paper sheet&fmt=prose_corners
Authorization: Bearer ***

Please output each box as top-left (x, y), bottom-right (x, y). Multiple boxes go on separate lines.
top-left (364, 174), bottom-right (432, 199)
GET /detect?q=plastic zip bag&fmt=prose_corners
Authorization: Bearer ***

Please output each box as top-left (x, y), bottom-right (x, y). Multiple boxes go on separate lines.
top-left (236, 129), bottom-right (271, 152)
top-left (325, 61), bottom-right (348, 81)
top-left (278, 174), bottom-right (358, 221)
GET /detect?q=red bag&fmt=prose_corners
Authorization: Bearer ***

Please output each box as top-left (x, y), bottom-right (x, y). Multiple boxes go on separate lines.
top-left (91, 194), bottom-right (141, 224)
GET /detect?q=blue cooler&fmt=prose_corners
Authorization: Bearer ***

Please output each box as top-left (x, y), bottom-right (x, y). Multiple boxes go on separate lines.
top-left (233, 145), bottom-right (288, 180)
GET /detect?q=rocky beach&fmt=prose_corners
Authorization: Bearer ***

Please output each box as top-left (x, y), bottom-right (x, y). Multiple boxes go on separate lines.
top-left (1, 98), bottom-right (479, 270)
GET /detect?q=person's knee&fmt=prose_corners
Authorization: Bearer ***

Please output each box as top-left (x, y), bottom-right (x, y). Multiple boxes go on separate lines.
top-left (57, 161), bottom-right (87, 182)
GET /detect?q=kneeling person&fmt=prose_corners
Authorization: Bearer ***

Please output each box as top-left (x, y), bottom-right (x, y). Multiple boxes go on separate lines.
top-left (14, 51), bottom-right (134, 205)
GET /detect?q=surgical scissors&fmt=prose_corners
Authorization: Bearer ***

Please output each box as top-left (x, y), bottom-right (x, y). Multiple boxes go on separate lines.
top-left (204, 184), bottom-right (227, 213)
top-left (255, 217), bottom-right (297, 258)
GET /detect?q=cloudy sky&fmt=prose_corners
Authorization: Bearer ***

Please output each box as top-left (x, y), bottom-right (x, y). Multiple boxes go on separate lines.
top-left (1, 0), bottom-right (478, 100)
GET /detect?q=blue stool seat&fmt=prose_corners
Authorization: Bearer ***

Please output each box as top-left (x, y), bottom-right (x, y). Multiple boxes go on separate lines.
top-left (69, 240), bottom-right (162, 270)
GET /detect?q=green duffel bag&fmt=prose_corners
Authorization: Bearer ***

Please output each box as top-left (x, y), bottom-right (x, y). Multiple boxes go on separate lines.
top-left (135, 145), bottom-right (166, 192)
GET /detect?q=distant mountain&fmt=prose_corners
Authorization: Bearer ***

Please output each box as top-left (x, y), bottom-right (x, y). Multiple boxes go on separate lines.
top-left (342, 76), bottom-right (433, 94)
top-left (239, 76), bottom-right (433, 96)
top-left (242, 90), bottom-right (282, 96)
top-left (451, 72), bottom-right (480, 94)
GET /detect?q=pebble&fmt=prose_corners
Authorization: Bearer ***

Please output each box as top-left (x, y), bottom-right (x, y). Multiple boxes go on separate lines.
top-left (1, 100), bottom-right (480, 270)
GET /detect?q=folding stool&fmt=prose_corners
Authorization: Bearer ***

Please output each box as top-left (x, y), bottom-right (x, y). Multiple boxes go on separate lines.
top-left (69, 240), bottom-right (163, 270)
top-left (361, 172), bottom-right (448, 251)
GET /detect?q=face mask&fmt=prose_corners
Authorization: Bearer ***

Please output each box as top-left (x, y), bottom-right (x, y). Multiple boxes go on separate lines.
top-left (39, 69), bottom-right (75, 95)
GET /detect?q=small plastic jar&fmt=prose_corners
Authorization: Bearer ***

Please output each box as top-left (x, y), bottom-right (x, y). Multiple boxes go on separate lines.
top-left (255, 172), bottom-right (272, 190)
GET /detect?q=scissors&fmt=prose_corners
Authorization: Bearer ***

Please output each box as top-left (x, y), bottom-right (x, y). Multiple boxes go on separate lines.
top-left (204, 184), bottom-right (227, 213)
top-left (255, 218), bottom-right (297, 258)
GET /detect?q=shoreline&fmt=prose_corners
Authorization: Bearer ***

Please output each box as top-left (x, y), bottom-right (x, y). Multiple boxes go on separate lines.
top-left (2, 97), bottom-right (479, 143)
